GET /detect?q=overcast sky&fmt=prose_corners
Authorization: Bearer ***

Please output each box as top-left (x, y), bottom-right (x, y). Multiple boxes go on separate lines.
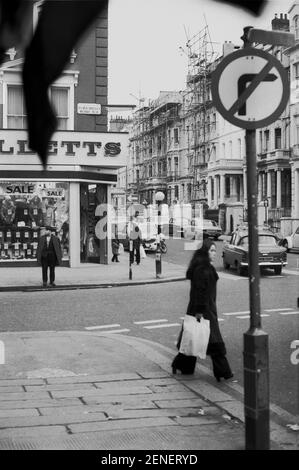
top-left (108, 0), bottom-right (294, 105)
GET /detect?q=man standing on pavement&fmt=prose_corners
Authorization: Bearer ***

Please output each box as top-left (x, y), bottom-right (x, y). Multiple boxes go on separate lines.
top-left (127, 217), bottom-right (142, 265)
top-left (37, 227), bottom-right (62, 287)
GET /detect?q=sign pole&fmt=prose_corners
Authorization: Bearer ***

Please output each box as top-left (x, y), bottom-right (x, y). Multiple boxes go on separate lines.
top-left (242, 28), bottom-right (270, 450)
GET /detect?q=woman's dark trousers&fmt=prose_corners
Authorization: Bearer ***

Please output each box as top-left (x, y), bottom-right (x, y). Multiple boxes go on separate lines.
top-left (210, 353), bottom-right (232, 380)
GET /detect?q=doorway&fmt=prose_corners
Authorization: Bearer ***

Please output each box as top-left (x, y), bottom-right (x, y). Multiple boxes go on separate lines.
top-left (80, 183), bottom-right (107, 264)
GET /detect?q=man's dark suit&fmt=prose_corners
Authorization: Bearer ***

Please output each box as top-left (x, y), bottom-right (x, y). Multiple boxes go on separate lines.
top-left (37, 234), bottom-right (62, 286)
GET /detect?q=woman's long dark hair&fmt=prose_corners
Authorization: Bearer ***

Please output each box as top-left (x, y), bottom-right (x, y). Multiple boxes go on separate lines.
top-left (186, 238), bottom-right (216, 280)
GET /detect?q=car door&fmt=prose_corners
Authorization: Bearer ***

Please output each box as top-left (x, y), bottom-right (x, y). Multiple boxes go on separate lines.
top-left (293, 226), bottom-right (299, 249)
top-left (224, 233), bottom-right (236, 264)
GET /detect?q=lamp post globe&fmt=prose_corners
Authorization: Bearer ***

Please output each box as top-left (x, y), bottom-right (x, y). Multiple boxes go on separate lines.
top-left (155, 191), bottom-right (165, 203)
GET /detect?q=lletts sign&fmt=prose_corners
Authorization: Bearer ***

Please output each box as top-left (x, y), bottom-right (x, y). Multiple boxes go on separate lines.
top-left (0, 139), bottom-right (121, 157)
top-left (0, 130), bottom-right (128, 169)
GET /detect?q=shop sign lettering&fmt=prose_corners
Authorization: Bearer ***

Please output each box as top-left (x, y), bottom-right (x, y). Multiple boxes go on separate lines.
top-left (6, 184), bottom-right (34, 194)
top-left (46, 189), bottom-right (64, 197)
top-left (0, 139), bottom-right (122, 157)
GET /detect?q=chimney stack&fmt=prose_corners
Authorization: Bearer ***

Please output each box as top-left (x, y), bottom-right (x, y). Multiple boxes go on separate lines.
top-left (271, 12), bottom-right (289, 31)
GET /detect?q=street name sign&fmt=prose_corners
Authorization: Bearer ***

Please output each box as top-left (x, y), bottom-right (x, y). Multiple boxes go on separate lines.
top-left (211, 47), bottom-right (289, 129)
top-left (77, 103), bottom-right (102, 115)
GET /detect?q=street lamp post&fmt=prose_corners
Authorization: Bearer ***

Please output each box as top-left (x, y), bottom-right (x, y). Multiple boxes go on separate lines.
top-left (155, 191), bottom-right (165, 278)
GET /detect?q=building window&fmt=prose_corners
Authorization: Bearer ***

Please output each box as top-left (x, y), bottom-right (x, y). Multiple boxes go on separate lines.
top-left (225, 177), bottom-right (230, 197)
top-left (157, 135), bottom-right (162, 151)
top-left (264, 130), bottom-right (270, 151)
top-left (7, 85), bottom-right (27, 129)
top-left (149, 140), bottom-right (152, 156)
top-left (174, 128), bottom-right (179, 145)
top-left (174, 185), bottom-right (179, 199)
top-left (238, 138), bottom-right (242, 158)
top-left (294, 62), bottom-right (299, 79)
top-left (294, 15), bottom-right (299, 40)
top-left (275, 128), bottom-right (281, 149)
top-left (174, 157), bottom-right (179, 176)
top-left (149, 165), bottom-right (152, 178)
top-left (229, 140), bottom-right (232, 158)
top-left (259, 131), bottom-right (263, 153)
top-left (50, 87), bottom-right (69, 130)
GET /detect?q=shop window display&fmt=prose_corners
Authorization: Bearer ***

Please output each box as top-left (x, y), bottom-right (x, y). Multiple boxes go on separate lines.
top-left (0, 182), bottom-right (69, 262)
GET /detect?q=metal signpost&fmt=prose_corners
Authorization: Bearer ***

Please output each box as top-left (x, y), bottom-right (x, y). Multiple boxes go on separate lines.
top-left (211, 27), bottom-right (293, 450)
top-left (129, 239), bottom-right (133, 280)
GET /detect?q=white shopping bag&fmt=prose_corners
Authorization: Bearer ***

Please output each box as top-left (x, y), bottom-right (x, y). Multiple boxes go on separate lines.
top-left (140, 245), bottom-right (147, 258)
top-left (118, 243), bottom-right (124, 254)
top-left (179, 315), bottom-right (210, 359)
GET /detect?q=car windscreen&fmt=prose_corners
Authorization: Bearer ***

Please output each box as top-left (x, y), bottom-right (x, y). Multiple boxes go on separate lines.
top-left (239, 235), bottom-right (277, 246)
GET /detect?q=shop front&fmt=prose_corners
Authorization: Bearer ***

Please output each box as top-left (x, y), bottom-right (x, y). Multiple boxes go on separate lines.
top-left (0, 129), bottom-right (128, 267)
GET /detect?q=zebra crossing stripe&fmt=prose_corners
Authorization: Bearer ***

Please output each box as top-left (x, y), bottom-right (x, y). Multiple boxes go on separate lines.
top-left (144, 323), bottom-right (181, 329)
top-left (134, 319), bottom-right (168, 325)
top-left (100, 329), bottom-right (131, 334)
top-left (85, 324), bottom-right (120, 330)
top-left (223, 311), bottom-right (250, 316)
top-left (236, 314), bottom-right (270, 319)
top-left (265, 308), bottom-right (294, 312)
top-left (279, 311), bottom-right (299, 316)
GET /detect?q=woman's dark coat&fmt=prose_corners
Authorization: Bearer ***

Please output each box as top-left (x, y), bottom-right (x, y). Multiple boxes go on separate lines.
top-left (186, 258), bottom-right (225, 355)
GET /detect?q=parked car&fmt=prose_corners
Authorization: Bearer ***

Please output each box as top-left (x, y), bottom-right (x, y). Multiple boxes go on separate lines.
top-left (183, 218), bottom-right (222, 241)
top-left (280, 226), bottom-right (299, 252)
top-left (222, 226), bottom-right (287, 276)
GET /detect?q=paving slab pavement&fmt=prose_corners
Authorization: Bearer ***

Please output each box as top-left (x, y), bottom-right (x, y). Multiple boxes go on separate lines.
top-left (0, 330), bottom-right (297, 450)
top-left (0, 254), bottom-right (186, 292)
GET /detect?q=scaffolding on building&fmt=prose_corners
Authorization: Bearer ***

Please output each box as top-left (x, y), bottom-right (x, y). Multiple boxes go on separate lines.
top-left (181, 24), bottom-right (220, 206)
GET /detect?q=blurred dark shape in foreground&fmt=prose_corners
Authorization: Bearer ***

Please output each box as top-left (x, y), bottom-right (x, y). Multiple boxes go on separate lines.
top-left (0, 0), bottom-right (265, 168)
top-left (212, 0), bottom-right (266, 15)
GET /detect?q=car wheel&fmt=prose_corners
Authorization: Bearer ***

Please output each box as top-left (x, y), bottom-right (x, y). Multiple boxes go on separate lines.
top-left (274, 266), bottom-right (282, 275)
top-left (282, 240), bottom-right (289, 252)
top-left (236, 261), bottom-right (245, 276)
top-left (160, 244), bottom-right (167, 254)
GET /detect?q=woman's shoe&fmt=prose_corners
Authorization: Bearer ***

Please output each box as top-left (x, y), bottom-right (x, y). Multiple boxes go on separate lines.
top-left (215, 376), bottom-right (221, 382)
top-left (224, 374), bottom-right (234, 381)
top-left (172, 366), bottom-right (177, 375)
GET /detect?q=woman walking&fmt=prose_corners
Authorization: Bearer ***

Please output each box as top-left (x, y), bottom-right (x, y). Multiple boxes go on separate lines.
top-left (172, 238), bottom-right (233, 381)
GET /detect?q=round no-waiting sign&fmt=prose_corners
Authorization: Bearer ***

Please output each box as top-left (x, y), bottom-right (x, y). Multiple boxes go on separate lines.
top-left (211, 47), bottom-right (289, 129)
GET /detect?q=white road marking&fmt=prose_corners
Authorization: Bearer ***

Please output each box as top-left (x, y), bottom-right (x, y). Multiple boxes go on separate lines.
top-left (98, 329), bottom-right (131, 334)
top-left (219, 273), bottom-right (245, 280)
top-left (134, 319), bottom-right (168, 325)
top-left (85, 324), bottom-right (120, 330)
top-left (265, 308), bottom-right (295, 312)
top-left (144, 323), bottom-right (181, 329)
top-left (282, 269), bottom-right (299, 276)
top-left (279, 311), bottom-right (299, 316)
top-left (236, 314), bottom-right (270, 319)
top-left (223, 311), bottom-right (250, 316)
